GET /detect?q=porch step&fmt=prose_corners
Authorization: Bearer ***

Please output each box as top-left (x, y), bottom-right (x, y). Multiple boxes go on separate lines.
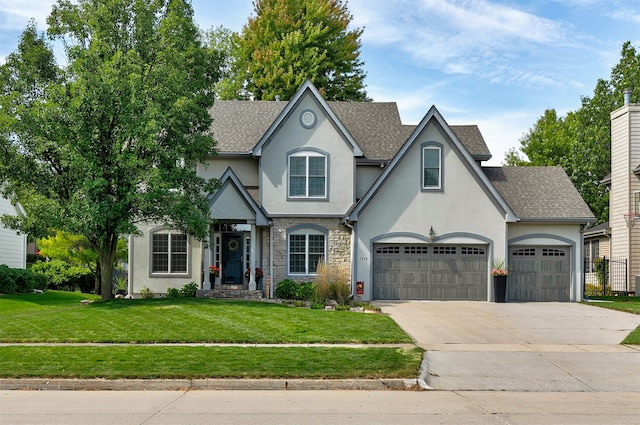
top-left (197, 289), bottom-right (263, 300)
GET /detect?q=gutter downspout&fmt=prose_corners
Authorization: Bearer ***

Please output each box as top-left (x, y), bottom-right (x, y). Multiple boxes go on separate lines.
top-left (269, 223), bottom-right (274, 298)
top-left (342, 219), bottom-right (355, 298)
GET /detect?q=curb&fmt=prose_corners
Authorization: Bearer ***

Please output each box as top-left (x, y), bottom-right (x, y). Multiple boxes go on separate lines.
top-left (0, 378), bottom-right (427, 391)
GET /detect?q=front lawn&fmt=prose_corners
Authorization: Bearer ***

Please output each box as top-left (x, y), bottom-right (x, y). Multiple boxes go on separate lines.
top-left (0, 346), bottom-right (422, 379)
top-left (0, 291), bottom-right (421, 379)
top-left (585, 296), bottom-right (640, 344)
top-left (0, 291), bottom-right (411, 344)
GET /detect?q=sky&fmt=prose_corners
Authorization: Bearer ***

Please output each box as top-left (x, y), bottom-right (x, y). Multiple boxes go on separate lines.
top-left (1, 1), bottom-right (640, 165)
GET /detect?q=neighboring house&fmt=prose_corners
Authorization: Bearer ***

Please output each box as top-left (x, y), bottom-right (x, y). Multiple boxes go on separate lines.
top-left (0, 195), bottom-right (27, 269)
top-left (583, 221), bottom-right (611, 288)
top-left (129, 80), bottom-right (594, 302)
top-left (602, 92), bottom-right (640, 295)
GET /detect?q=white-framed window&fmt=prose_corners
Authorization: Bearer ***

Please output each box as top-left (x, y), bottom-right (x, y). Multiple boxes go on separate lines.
top-left (287, 226), bottom-right (327, 275)
top-left (422, 145), bottom-right (442, 190)
top-left (288, 151), bottom-right (327, 198)
top-left (634, 191), bottom-right (640, 214)
top-left (151, 231), bottom-right (188, 274)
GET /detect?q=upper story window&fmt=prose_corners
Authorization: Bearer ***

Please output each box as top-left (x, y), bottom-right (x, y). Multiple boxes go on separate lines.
top-left (151, 230), bottom-right (188, 275)
top-left (288, 150), bottom-right (327, 199)
top-left (422, 142), bottom-right (443, 191)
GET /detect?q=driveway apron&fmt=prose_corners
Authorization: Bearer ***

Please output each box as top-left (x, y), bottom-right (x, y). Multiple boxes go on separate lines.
top-left (377, 301), bottom-right (640, 391)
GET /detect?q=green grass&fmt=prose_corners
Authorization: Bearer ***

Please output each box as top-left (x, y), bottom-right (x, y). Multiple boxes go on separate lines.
top-left (0, 291), bottom-right (411, 344)
top-left (0, 291), bottom-right (420, 379)
top-left (585, 296), bottom-right (640, 344)
top-left (0, 346), bottom-right (423, 379)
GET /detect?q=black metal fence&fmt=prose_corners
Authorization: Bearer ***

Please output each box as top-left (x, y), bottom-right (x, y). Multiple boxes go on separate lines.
top-left (583, 256), bottom-right (628, 296)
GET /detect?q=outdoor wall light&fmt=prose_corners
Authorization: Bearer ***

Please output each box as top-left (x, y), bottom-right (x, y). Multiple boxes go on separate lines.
top-left (428, 226), bottom-right (436, 242)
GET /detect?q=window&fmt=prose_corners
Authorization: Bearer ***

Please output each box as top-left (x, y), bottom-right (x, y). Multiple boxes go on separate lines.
top-left (151, 232), bottom-right (188, 274)
top-left (288, 152), bottom-right (327, 198)
top-left (287, 227), bottom-right (327, 275)
top-left (634, 191), bottom-right (640, 214)
top-left (422, 144), bottom-right (442, 190)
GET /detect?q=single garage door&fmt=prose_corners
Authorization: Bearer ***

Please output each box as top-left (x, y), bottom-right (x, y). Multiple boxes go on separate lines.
top-left (373, 244), bottom-right (488, 300)
top-left (508, 246), bottom-right (571, 301)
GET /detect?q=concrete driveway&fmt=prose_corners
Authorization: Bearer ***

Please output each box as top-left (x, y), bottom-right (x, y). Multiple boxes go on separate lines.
top-left (378, 301), bottom-right (640, 391)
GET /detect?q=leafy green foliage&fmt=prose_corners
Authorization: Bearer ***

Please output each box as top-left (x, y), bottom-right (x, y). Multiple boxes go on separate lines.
top-left (218, 0), bottom-right (368, 101)
top-left (274, 279), bottom-right (316, 300)
top-left (31, 260), bottom-right (94, 292)
top-left (0, 265), bottom-right (47, 294)
top-left (179, 281), bottom-right (198, 297)
top-left (0, 1), bottom-right (218, 299)
top-left (275, 278), bottom-right (298, 299)
top-left (166, 287), bottom-right (180, 298)
top-left (296, 281), bottom-right (316, 301)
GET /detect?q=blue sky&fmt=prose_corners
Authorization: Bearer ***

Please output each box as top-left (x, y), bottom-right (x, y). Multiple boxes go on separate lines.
top-left (1, 0), bottom-right (639, 164)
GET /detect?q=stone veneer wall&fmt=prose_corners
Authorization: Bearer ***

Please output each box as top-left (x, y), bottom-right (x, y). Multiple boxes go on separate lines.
top-left (261, 217), bottom-right (352, 292)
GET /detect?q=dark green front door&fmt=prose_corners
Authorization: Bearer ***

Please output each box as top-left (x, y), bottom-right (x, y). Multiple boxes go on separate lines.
top-left (222, 233), bottom-right (243, 284)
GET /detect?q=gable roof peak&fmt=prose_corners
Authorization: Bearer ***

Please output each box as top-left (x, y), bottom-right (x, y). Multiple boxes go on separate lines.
top-left (252, 80), bottom-right (364, 157)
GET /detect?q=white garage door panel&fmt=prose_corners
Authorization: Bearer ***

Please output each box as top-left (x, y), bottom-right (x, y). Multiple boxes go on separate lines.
top-left (509, 247), bottom-right (570, 302)
top-left (373, 244), bottom-right (487, 300)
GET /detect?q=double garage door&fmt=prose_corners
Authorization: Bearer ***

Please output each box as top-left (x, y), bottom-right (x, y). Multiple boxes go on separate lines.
top-left (373, 243), bottom-right (572, 301)
top-left (508, 246), bottom-right (571, 302)
top-left (373, 244), bottom-right (488, 300)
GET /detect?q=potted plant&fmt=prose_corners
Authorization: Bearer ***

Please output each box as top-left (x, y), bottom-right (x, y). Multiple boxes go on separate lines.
top-left (245, 267), bottom-right (263, 283)
top-left (114, 276), bottom-right (127, 296)
top-left (492, 259), bottom-right (508, 303)
top-left (209, 265), bottom-right (220, 282)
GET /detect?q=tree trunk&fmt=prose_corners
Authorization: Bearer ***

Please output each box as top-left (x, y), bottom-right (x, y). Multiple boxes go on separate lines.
top-left (94, 261), bottom-right (102, 295)
top-left (98, 235), bottom-right (119, 300)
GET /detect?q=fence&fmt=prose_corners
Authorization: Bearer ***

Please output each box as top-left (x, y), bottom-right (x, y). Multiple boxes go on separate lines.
top-left (584, 256), bottom-right (628, 296)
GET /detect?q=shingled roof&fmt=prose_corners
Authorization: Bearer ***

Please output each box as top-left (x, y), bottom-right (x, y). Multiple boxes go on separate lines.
top-left (483, 166), bottom-right (595, 222)
top-left (209, 100), bottom-right (490, 160)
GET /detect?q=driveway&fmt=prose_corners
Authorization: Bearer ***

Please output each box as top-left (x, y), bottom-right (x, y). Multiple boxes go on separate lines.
top-left (378, 301), bottom-right (640, 391)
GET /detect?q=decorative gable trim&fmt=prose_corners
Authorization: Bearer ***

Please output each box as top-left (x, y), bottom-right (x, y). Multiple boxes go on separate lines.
top-left (252, 80), bottom-right (364, 157)
top-left (208, 167), bottom-right (270, 226)
top-left (347, 105), bottom-right (517, 222)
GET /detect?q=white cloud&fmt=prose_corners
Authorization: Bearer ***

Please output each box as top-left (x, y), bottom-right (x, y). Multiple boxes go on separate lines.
top-left (350, 0), bottom-right (580, 90)
top-left (0, 0), bottom-right (53, 30)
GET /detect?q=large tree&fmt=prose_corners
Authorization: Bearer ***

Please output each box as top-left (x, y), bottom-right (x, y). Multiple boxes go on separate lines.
top-left (505, 42), bottom-right (640, 224)
top-left (0, 0), bottom-right (217, 299)
top-left (217, 0), bottom-right (369, 101)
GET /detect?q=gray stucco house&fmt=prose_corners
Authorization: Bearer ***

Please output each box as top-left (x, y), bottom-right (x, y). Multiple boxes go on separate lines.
top-left (129, 80), bottom-right (594, 302)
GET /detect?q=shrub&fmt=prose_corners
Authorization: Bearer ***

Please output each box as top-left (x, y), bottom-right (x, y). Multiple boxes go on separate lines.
top-left (275, 279), bottom-right (298, 300)
top-left (139, 286), bottom-right (154, 299)
top-left (296, 281), bottom-right (316, 301)
top-left (166, 287), bottom-right (180, 298)
top-left (180, 281), bottom-right (198, 297)
top-left (31, 260), bottom-right (94, 292)
top-left (310, 302), bottom-right (325, 310)
top-left (0, 265), bottom-right (47, 294)
top-left (26, 253), bottom-right (45, 264)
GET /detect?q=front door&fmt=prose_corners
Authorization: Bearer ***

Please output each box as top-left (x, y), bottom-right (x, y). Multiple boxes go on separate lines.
top-left (222, 233), bottom-right (243, 284)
